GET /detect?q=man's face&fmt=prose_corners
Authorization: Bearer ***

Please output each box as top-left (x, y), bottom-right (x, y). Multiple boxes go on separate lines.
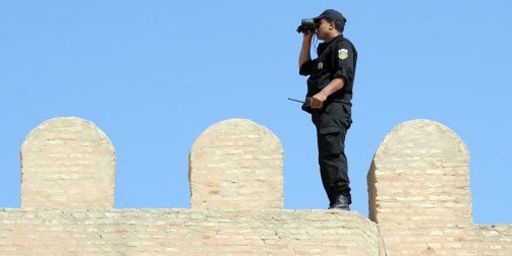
top-left (315, 18), bottom-right (335, 40)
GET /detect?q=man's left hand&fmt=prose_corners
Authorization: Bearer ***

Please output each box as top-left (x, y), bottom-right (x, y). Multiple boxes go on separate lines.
top-left (310, 93), bottom-right (327, 109)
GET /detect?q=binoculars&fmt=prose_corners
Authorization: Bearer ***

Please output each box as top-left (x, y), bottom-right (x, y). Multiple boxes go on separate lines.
top-left (296, 19), bottom-right (318, 34)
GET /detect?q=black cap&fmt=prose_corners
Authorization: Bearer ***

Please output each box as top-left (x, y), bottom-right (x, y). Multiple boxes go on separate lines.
top-left (313, 9), bottom-right (346, 24)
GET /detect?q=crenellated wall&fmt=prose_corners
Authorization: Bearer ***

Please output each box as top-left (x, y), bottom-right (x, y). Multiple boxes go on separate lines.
top-left (368, 119), bottom-right (512, 255)
top-left (20, 117), bottom-right (116, 209)
top-left (0, 117), bottom-right (510, 255)
top-left (189, 119), bottom-right (283, 209)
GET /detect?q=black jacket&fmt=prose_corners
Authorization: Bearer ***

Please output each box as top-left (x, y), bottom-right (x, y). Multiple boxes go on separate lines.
top-left (299, 35), bottom-right (357, 104)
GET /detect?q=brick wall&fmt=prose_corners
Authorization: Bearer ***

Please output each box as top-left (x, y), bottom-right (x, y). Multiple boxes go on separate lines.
top-left (189, 119), bottom-right (283, 209)
top-left (20, 117), bottom-right (115, 209)
top-left (0, 209), bottom-right (381, 256)
top-left (0, 117), bottom-right (510, 255)
top-left (477, 225), bottom-right (512, 255)
top-left (368, 119), bottom-right (512, 255)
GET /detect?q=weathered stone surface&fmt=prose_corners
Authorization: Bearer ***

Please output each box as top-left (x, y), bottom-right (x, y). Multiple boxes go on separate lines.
top-left (0, 117), bottom-right (510, 255)
top-left (369, 119), bottom-right (471, 224)
top-left (477, 225), bottom-right (512, 255)
top-left (189, 119), bottom-right (283, 209)
top-left (368, 119), bottom-right (511, 255)
top-left (0, 209), bottom-right (381, 256)
top-left (20, 117), bottom-right (115, 209)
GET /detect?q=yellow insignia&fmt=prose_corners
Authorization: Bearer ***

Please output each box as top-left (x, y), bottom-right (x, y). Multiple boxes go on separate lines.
top-left (338, 49), bottom-right (348, 60)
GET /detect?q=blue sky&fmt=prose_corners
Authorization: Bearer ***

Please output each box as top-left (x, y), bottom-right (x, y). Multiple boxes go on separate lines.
top-left (1, 1), bottom-right (511, 224)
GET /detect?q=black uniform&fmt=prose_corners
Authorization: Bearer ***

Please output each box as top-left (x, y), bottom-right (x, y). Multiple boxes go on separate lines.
top-left (299, 34), bottom-right (357, 205)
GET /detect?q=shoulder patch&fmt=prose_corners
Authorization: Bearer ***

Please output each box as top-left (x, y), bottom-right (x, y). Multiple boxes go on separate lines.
top-left (338, 49), bottom-right (349, 60)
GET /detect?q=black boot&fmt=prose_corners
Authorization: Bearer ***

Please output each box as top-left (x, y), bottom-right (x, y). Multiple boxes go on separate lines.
top-left (328, 194), bottom-right (350, 210)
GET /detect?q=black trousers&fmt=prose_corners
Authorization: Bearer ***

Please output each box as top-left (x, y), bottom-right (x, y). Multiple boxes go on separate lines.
top-left (311, 102), bottom-right (352, 205)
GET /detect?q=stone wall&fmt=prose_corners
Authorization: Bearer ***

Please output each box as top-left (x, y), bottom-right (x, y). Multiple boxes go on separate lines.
top-left (20, 117), bottom-right (115, 209)
top-left (368, 119), bottom-right (512, 255)
top-left (0, 209), bottom-right (380, 256)
top-left (189, 119), bottom-right (283, 209)
top-left (0, 117), bottom-right (510, 255)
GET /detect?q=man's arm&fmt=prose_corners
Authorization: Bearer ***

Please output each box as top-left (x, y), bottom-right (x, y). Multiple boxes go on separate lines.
top-left (299, 32), bottom-right (313, 68)
top-left (309, 78), bottom-right (344, 109)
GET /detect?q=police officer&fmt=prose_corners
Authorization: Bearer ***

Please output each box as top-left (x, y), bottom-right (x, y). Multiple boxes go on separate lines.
top-left (298, 9), bottom-right (357, 210)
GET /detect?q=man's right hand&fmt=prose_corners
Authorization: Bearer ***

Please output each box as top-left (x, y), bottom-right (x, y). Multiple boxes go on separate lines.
top-left (303, 31), bottom-right (314, 42)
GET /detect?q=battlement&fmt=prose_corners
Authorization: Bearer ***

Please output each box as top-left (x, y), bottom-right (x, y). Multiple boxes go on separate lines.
top-left (1, 117), bottom-right (511, 255)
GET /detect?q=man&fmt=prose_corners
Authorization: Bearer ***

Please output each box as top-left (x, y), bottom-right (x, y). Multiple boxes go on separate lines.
top-left (298, 9), bottom-right (357, 210)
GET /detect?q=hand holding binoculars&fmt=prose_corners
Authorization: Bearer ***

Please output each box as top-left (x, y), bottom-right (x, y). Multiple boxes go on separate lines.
top-left (296, 19), bottom-right (318, 34)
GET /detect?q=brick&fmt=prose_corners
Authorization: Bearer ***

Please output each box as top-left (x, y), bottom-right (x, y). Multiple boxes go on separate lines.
top-left (20, 117), bottom-right (115, 209)
top-left (0, 117), bottom-right (510, 255)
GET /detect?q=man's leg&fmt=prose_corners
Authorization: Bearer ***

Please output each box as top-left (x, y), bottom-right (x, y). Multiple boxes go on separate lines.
top-left (319, 155), bottom-right (351, 203)
top-left (317, 125), bottom-right (351, 208)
